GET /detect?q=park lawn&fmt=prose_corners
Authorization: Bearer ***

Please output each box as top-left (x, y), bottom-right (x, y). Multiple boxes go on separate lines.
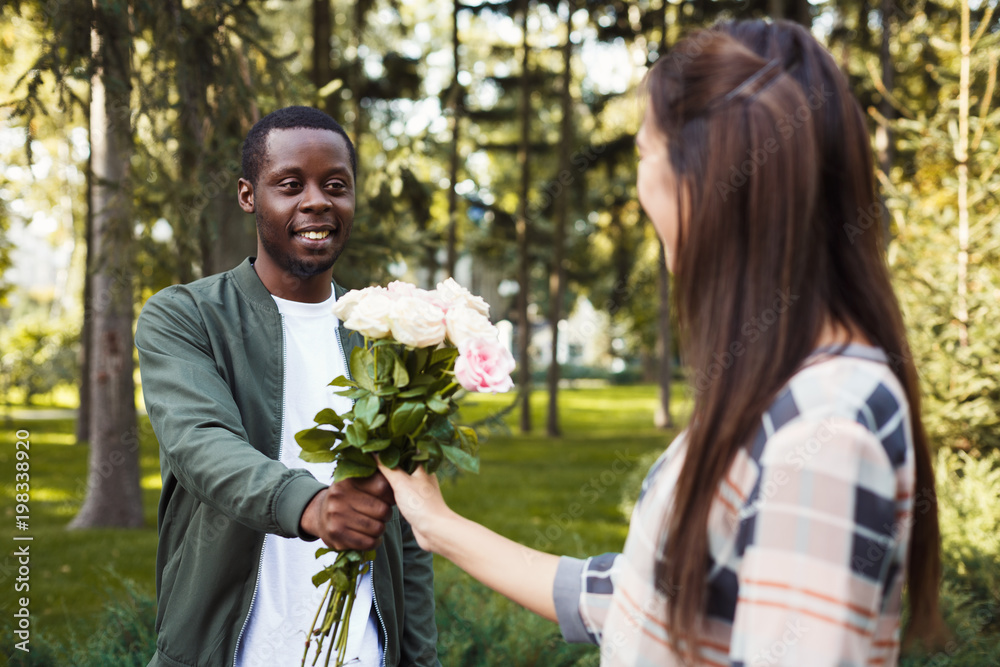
top-left (0, 384), bottom-right (689, 663)
top-left (0, 415), bottom-right (161, 646)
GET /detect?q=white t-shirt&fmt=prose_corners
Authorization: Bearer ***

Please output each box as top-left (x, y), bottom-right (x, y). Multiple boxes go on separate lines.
top-left (236, 292), bottom-right (382, 667)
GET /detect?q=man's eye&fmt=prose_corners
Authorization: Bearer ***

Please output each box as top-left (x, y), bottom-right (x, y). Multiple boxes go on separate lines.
top-left (280, 180), bottom-right (301, 189)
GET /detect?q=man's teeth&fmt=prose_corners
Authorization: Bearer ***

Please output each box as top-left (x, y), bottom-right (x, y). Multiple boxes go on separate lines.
top-left (299, 230), bottom-right (330, 240)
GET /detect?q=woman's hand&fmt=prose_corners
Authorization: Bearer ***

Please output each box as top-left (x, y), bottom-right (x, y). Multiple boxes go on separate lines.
top-left (377, 457), bottom-right (561, 622)
top-left (376, 459), bottom-right (453, 553)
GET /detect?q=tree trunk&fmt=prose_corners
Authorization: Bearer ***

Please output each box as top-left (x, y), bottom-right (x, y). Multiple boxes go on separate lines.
top-left (352, 1), bottom-right (365, 158)
top-left (167, 0), bottom-right (209, 281)
top-left (70, 0), bottom-right (143, 529)
top-left (312, 0), bottom-right (333, 114)
top-left (77, 105), bottom-right (94, 445)
top-left (445, 0), bottom-right (461, 278)
top-left (956, 0), bottom-right (970, 347)
top-left (655, 242), bottom-right (673, 428)
top-left (877, 0), bottom-right (895, 244)
top-left (546, 0), bottom-right (574, 438)
top-left (655, 0), bottom-right (672, 430)
top-left (516, 0), bottom-right (532, 434)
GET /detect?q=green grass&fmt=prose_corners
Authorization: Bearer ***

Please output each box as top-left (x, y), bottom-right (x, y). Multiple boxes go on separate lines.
top-left (0, 385), bottom-right (687, 665)
top-left (0, 414), bottom-right (161, 648)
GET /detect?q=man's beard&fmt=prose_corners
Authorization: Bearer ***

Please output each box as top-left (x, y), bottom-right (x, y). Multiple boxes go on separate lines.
top-left (257, 219), bottom-right (341, 279)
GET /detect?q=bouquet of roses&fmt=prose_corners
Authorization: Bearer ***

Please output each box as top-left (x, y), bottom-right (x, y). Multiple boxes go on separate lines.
top-left (294, 278), bottom-right (514, 667)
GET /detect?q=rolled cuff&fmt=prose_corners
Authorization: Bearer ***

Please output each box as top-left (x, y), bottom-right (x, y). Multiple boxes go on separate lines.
top-left (274, 471), bottom-right (327, 539)
top-left (554, 556), bottom-right (595, 644)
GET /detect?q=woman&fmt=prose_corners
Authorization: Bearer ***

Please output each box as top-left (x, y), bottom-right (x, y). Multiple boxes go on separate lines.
top-left (380, 23), bottom-right (942, 666)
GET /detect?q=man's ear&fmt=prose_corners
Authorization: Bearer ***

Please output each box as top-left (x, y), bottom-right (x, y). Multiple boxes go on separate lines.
top-left (237, 178), bottom-right (255, 213)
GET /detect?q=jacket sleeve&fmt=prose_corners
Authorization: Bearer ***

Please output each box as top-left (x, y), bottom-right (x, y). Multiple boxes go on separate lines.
top-left (135, 287), bottom-right (325, 538)
top-left (397, 515), bottom-right (441, 666)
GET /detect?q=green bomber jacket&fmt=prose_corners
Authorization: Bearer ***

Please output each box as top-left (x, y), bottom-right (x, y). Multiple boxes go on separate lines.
top-left (135, 258), bottom-right (439, 667)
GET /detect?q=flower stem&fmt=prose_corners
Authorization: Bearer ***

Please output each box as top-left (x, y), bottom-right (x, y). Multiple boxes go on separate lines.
top-left (303, 577), bottom-right (335, 666)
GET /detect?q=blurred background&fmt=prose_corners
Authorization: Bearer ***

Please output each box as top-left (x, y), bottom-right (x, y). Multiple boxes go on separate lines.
top-left (1, 0), bottom-right (998, 665)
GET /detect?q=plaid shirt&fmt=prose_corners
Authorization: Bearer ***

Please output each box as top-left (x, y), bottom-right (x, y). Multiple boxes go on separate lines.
top-left (553, 345), bottom-right (914, 666)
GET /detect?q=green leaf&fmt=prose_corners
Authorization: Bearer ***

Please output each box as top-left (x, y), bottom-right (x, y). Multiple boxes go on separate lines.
top-left (390, 402), bottom-right (426, 436)
top-left (313, 408), bottom-right (345, 429)
top-left (333, 459), bottom-right (377, 482)
top-left (374, 347), bottom-right (395, 383)
top-left (426, 395), bottom-right (450, 414)
top-left (456, 425), bottom-right (479, 450)
top-left (430, 347), bottom-right (459, 367)
top-left (295, 427), bottom-right (339, 453)
top-left (409, 373), bottom-right (437, 387)
top-left (422, 438), bottom-right (443, 464)
top-left (315, 547), bottom-right (334, 558)
top-left (392, 358), bottom-right (410, 387)
top-left (369, 413), bottom-right (387, 430)
top-left (328, 376), bottom-right (357, 388)
top-left (441, 444), bottom-right (479, 474)
top-left (409, 347), bottom-right (430, 375)
top-left (378, 445), bottom-right (401, 469)
top-left (354, 395), bottom-right (380, 424)
top-left (350, 347), bottom-right (375, 391)
top-left (397, 385), bottom-right (431, 399)
top-left (412, 449), bottom-right (430, 461)
top-left (375, 385), bottom-right (400, 397)
top-left (331, 569), bottom-right (352, 591)
top-left (425, 417), bottom-right (455, 441)
top-left (336, 387), bottom-right (370, 400)
top-left (361, 438), bottom-right (391, 453)
top-left (312, 569), bottom-right (332, 587)
top-left (299, 449), bottom-right (338, 463)
top-left (345, 420), bottom-right (369, 447)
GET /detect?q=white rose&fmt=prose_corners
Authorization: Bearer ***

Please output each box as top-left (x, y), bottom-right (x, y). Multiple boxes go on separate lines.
top-left (343, 291), bottom-right (394, 339)
top-left (389, 296), bottom-right (447, 348)
top-left (331, 286), bottom-right (386, 321)
top-left (434, 277), bottom-right (490, 317)
top-left (445, 305), bottom-right (499, 349)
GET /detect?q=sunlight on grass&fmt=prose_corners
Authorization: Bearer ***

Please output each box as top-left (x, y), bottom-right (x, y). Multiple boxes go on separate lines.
top-left (141, 472), bottom-right (162, 490)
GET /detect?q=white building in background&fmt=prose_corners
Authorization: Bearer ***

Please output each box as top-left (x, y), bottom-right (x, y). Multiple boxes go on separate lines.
top-left (531, 296), bottom-right (611, 369)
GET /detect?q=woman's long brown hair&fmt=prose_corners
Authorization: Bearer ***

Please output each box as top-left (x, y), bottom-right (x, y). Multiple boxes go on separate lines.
top-left (644, 24), bottom-right (943, 661)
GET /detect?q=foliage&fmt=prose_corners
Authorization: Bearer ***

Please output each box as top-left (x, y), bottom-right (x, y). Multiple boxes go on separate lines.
top-left (296, 343), bottom-right (475, 481)
top-left (0, 314), bottom-right (80, 405)
top-left (884, 0), bottom-right (1000, 451)
top-left (434, 568), bottom-right (599, 667)
top-left (2, 576), bottom-right (156, 667)
top-left (936, 449), bottom-right (1000, 613)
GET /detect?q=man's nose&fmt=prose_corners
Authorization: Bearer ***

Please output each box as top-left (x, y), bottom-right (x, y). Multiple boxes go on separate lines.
top-left (299, 182), bottom-right (331, 213)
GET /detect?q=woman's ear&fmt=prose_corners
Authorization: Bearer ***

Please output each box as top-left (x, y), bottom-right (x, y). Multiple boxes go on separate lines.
top-left (237, 178), bottom-right (255, 214)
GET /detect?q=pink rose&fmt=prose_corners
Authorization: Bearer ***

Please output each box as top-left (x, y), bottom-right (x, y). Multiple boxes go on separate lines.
top-left (455, 338), bottom-right (515, 393)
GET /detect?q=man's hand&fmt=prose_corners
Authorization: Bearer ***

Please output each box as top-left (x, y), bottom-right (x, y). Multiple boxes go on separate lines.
top-left (300, 472), bottom-right (395, 551)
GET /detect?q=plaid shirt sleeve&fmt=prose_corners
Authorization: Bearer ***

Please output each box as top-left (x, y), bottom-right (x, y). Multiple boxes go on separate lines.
top-left (554, 552), bottom-right (623, 645)
top-left (728, 416), bottom-right (902, 666)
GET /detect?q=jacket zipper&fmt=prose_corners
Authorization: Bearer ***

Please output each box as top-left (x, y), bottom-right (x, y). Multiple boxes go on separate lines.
top-left (233, 313), bottom-right (289, 666)
top-left (371, 559), bottom-right (389, 667)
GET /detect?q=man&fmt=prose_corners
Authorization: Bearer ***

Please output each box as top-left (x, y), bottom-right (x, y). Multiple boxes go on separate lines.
top-left (135, 106), bottom-right (439, 667)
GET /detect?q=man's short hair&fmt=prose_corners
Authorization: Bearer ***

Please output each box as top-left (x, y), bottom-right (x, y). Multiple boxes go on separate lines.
top-left (241, 106), bottom-right (357, 186)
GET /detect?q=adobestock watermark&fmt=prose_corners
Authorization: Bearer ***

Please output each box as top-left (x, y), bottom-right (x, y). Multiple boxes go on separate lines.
top-left (715, 83), bottom-right (835, 203)
top-left (749, 619), bottom-right (809, 665)
top-left (843, 199), bottom-right (888, 245)
top-left (691, 288), bottom-right (799, 394)
top-left (527, 449), bottom-right (636, 559)
top-left (729, 416), bottom-right (840, 530)
top-left (524, 142), bottom-right (607, 224)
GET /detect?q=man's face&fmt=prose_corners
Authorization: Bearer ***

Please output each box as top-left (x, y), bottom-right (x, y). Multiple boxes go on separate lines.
top-left (238, 127), bottom-right (355, 280)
